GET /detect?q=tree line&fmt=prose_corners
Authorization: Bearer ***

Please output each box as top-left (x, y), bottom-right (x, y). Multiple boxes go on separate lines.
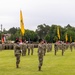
top-left (0, 24), bottom-right (75, 43)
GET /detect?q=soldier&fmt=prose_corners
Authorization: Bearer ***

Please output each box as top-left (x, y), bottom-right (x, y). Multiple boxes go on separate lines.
top-left (0, 44), bottom-right (2, 51)
top-left (70, 43), bottom-right (73, 52)
top-left (47, 43), bottom-right (52, 52)
top-left (54, 43), bottom-right (58, 55)
top-left (2, 43), bottom-right (6, 50)
top-left (14, 40), bottom-right (21, 68)
top-left (43, 41), bottom-right (46, 56)
top-left (38, 39), bottom-right (44, 71)
top-left (21, 42), bottom-right (27, 56)
top-left (27, 43), bottom-right (31, 55)
top-left (30, 42), bottom-right (34, 55)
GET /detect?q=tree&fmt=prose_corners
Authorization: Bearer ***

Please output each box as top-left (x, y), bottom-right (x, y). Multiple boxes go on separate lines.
top-left (8, 27), bottom-right (17, 34)
top-left (36, 24), bottom-right (50, 39)
top-left (24, 30), bottom-right (38, 42)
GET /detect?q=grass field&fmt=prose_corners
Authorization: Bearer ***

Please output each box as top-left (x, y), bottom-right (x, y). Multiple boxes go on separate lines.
top-left (0, 47), bottom-right (75, 75)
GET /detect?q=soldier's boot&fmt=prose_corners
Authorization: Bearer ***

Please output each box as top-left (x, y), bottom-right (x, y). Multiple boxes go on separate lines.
top-left (38, 66), bottom-right (41, 71)
top-left (16, 64), bottom-right (19, 68)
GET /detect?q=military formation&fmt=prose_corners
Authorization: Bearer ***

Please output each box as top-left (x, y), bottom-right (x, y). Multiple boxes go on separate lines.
top-left (54, 41), bottom-right (71, 56)
top-left (1, 39), bottom-right (75, 71)
top-left (13, 38), bottom-right (52, 70)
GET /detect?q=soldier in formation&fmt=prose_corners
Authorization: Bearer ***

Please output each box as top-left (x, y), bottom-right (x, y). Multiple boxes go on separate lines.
top-left (38, 39), bottom-right (44, 71)
top-left (30, 42), bottom-right (34, 55)
top-left (27, 42), bottom-right (34, 55)
top-left (14, 40), bottom-right (21, 68)
top-left (43, 41), bottom-right (46, 56)
top-left (46, 43), bottom-right (52, 52)
top-left (27, 43), bottom-right (31, 55)
top-left (21, 41), bottom-right (27, 56)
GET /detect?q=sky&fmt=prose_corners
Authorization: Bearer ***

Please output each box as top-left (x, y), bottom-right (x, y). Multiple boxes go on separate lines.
top-left (0, 0), bottom-right (75, 31)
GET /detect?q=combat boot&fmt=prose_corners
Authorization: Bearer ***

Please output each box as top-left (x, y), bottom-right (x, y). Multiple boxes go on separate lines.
top-left (38, 66), bottom-right (41, 71)
top-left (16, 64), bottom-right (19, 68)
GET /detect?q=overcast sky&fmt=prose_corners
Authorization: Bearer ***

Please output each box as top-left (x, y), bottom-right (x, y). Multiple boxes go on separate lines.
top-left (0, 0), bottom-right (75, 31)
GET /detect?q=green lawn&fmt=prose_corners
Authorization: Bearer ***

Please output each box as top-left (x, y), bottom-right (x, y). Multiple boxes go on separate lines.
top-left (0, 47), bottom-right (75, 75)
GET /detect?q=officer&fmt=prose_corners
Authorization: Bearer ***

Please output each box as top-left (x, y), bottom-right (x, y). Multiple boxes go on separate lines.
top-left (38, 39), bottom-right (44, 71)
top-left (14, 40), bottom-right (21, 68)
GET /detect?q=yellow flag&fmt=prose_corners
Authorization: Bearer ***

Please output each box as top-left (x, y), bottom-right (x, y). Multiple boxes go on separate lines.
top-left (70, 36), bottom-right (72, 43)
top-left (57, 26), bottom-right (60, 40)
top-left (20, 10), bottom-right (25, 36)
top-left (65, 33), bottom-right (68, 42)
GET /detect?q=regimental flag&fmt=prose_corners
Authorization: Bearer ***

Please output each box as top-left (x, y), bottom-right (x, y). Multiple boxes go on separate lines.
top-left (70, 36), bottom-right (72, 43)
top-left (65, 33), bottom-right (68, 42)
top-left (57, 26), bottom-right (60, 40)
top-left (20, 10), bottom-right (25, 36)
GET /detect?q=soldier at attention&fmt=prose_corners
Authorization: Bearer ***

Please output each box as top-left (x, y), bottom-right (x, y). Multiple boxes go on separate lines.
top-left (14, 39), bottom-right (21, 68)
top-left (38, 39), bottom-right (44, 71)
top-left (30, 42), bottom-right (34, 55)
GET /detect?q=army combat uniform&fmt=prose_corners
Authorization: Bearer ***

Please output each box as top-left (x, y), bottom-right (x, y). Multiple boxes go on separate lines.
top-left (43, 43), bottom-right (46, 56)
top-left (47, 43), bottom-right (52, 52)
top-left (38, 43), bottom-right (44, 71)
top-left (0, 44), bottom-right (2, 51)
top-left (27, 44), bottom-right (31, 55)
top-left (30, 44), bottom-right (34, 55)
top-left (21, 43), bottom-right (27, 56)
top-left (14, 44), bottom-right (21, 68)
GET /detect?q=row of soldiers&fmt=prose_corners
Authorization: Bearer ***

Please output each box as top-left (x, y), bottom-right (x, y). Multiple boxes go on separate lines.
top-left (1, 39), bottom-right (75, 71)
top-left (54, 41), bottom-right (75, 56)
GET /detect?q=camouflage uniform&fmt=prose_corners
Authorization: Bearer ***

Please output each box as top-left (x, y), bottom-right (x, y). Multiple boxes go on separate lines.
top-left (27, 44), bottom-right (31, 55)
top-left (47, 43), bottom-right (52, 52)
top-left (54, 43), bottom-right (58, 55)
top-left (2, 44), bottom-right (6, 50)
top-left (9, 43), bottom-right (13, 50)
top-left (21, 43), bottom-right (27, 56)
top-left (38, 43), bottom-right (44, 71)
top-left (43, 43), bottom-right (46, 56)
top-left (70, 43), bottom-right (73, 52)
top-left (30, 44), bottom-right (34, 55)
top-left (14, 43), bottom-right (21, 68)
top-left (0, 44), bottom-right (2, 51)
top-left (54, 42), bottom-right (65, 56)
top-left (6, 44), bottom-right (9, 50)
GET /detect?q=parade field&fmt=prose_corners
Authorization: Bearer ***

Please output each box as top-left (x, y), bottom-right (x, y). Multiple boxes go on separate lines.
top-left (0, 48), bottom-right (75, 75)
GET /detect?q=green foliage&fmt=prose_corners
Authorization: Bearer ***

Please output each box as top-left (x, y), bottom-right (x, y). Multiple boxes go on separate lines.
top-left (44, 34), bottom-right (50, 43)
top-left (0, 24), bottom-right (75, 43)
top-left (36, 24), bottom-right (50, 39)
top-left (6, 28), bottom-right (38, 42)
top-left (8, 27), bottom-right (18, 34)
top-left (36, 24), bottom-right (75, 42)
top-left (24, 30), bottom-right (38, 42)
top-left (1, 48), bottom-right (75, 75)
